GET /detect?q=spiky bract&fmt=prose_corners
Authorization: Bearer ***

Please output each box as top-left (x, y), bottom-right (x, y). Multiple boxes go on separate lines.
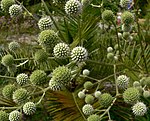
top-left (30, 70), bottom-right (47, 85)
top-left (99, 93), bottom-right (113, 108)
top-left (38, 30), bottom-right (60, 53)
top-left (9, 41), bottom-right (20, 51)
top-left (9, 4), bottom-right (22, 17)
top-left (121, 11), bottom-right (134, 25)
top-left (1, 54), bottom-right (14, 67)
top-left (82, 104), bottom-right (94, 115)
top-left (102, 10), bottom-right (115, 23)
top-left (0, 111), bottom-right (8, 121)
top-left (13, 88), bottom-right (28, 104)
top-left (65, 0), bottom-right (82, 15)
top-left (16, 73), bottom-right (28, 85)
top-left (23, 102), bottom-right (36, 115)
top-left (117, 75), bottom-right (129, 89)
top-left (51, 66), bottom-right (71, 85)
top-left (38, 16), bottom-right (52, 31)
top-left (132, 102), bottom-right (147, 116)
top-left (34, 49), bottom-right (48, 63)
top-left (0, 0), bottom-right (15, 12)
top-left (2, 84), bottom-right (16, 99)
top-left (87, 114), bottom-right (100, 121)
top-left (9, 110), bottom-right (21, 121)
top-left (53, 43), bottom-right (70, 59)
top-left (71, 46), bottom-right (88, 62)
top-left (49, 79), bottom-right (63, 91)
top-left (123, 87), bottom-right (140, 104)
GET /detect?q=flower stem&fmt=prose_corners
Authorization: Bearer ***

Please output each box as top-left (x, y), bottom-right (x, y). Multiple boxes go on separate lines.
top-left (114, 64), bottom-right (119, 96)
top-left (72, 93), bottom-right (87, 121)
top-left (0, 75), bottom-right (16, 79)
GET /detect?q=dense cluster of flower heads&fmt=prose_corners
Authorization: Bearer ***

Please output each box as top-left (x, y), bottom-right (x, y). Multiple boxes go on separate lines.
top-left (0, 0), bottom-right (149, 120)
top-left (77, 67), bottom-right (150, 120)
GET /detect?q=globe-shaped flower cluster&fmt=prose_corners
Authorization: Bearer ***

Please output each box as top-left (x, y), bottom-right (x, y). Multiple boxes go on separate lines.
top-left (0, 0), bottom-right (15, 12)
top-left (16, 73), bottom-right (28, 85)
top-left (38, 16), bottom-right (52, 31)
top-left (71, 46), bottom-right (88, 63)
top-left (23, 102), bottom-right (36, 115)
top-left (65, 0), bottom-right (82, 15)
top-left (53, 43), bottom-right (70, 59)
top-left (9, 4), bottom-right (22, 17)
top-left (132, 102), bottom-right (147, 116)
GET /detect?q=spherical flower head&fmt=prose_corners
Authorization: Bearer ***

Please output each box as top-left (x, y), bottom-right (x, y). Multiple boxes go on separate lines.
top-left (84, 81), bottom-right (93, 90)
top-left (38, 29), bottom-right (60, 53)
top-left (120, 0), bottom-right (131, 9)
top-left (51, 66), bottom-right (72, 85)
top-left (118, 33), bottom-right (122, 39)
top-left (132, 102), bottom-right (147, 116)
top-left (9, 41), bottom-right (20, 51)
top-left (23, 102), bottom-right (36, 115)
top-left (9, 110), bottom-right (21, 121)
top-left (65, 0), bottom-right (82, 16)
top-left (133, 81), bottom-right (141, 87)
top-left (107, 47), bottom-right (113, 53)
top-left (0, 0), bottom-right (15, 12)
top-left (9, 4), bottom-right (22, 17)
top-left (49, 79), bottom-right (63, 91)
top-left (53, 43), bottom-right (70, 59)
top-left (82, 104), bottom-right (94, 115)
top-left (87, 114), bottom-right (100, 121)
top-left (38, 16), bottom-right (52, 31)
top-left (94, 91), bottom-right (101, 98)
top-left (0, 111), bottom-right (8, 121)
top-left (30, 70), bottom-right (47, 85)
top-left (123, 32), bottom-right (130, 39)
top-left (122, 24), bottom-right (132, 32)
top-left (102, 10), bottom-right (115, 23)
top-left (117, 75), bottom-right (129, 89)
top-left (99, 93), bottom-right (113, 108)
top-left (121, 11), bottom-right (134, 25)
top-left (34, 49), bottom-right (48, 63)
top-left (123, 87), bottom-right (140, 104)
top-left (82, 69), bottom-right (90, 76)
top-left (107, 52), bottom-right (114, 60)
top-left (2, 84), bottom-right (16, 99)
top-left (78, 91), bottom-right (85, 99)
top-left (1, 54), bottom-right (14, 67)
top-left (13, 88), bottom-right (28, 104)
top-left (143, 91), bottom-right (150, 98)
top-left (85, 94), bottom-right (94, 104)
top-left (16, 73), bottom-right (28, 86)
top-left (71, 46), bottom-right (88, 63)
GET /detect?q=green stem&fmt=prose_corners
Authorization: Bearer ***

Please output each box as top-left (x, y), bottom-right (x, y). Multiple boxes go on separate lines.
top-left (16, 60), bottom-right (29, 67)
top-left (78, 16), bottom-right (82, 46)
top-left (114, 64), bottom-right (119, 96)
top-left (72, 93), bottom-right (87, 121)
top-left (0, 107), bottom-right (18, 110)
top-left (0, 75), bottom-right (16, 79)
top-left (41, 0), bottom-right (65, 41)
top-left (36, 87), bottom-right (50, 105)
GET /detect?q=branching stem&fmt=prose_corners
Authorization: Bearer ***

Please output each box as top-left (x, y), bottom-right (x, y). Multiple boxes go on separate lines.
top-left (72, 93), bottom-right (87, 121)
